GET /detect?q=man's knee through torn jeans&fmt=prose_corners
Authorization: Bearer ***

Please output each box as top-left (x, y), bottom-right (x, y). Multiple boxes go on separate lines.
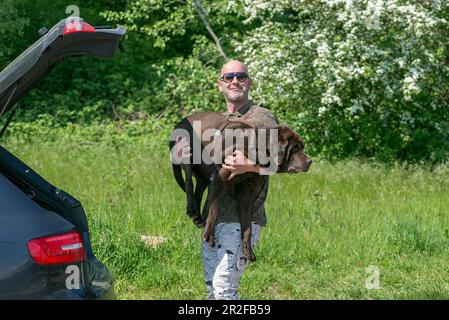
top-left (201, 222), bottom-right (262, 300)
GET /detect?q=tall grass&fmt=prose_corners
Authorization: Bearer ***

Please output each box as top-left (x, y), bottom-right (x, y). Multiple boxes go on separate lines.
top-left (3, 137), bottom-right (449, 299)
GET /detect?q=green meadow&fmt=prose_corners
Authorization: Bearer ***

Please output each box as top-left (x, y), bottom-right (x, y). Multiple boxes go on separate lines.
top-left (4, 136), bottom-right (449, 300)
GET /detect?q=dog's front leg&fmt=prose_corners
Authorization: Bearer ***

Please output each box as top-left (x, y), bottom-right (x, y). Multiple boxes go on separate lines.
top-left (203, 169), bottom-right (230, 247)
top-left (236, 184), bottom-right (256, 262)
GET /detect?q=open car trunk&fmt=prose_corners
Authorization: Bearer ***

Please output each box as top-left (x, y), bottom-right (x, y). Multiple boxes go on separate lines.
top-left (0, 17), bottom-right (125, 231)
top-left (0, 18), bottom-right (125, 299)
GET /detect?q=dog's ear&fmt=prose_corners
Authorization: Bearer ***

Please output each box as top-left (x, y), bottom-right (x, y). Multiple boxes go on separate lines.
top-left (266, 125), bottom-right (295, 166)
top-left (278, 125), bottom-right (296, 142)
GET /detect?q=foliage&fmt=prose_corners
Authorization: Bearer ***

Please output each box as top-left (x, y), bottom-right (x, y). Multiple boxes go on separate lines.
top-left (0, 0), bottom-right (30, 68)
top-left (228, 0), bottom-right (449, 163)
top-left (1, 0), bottom-right (448, 163)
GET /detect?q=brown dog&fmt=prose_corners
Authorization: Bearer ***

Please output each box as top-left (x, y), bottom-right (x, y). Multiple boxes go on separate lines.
top-left (169, 111), bottom-right (312, 261)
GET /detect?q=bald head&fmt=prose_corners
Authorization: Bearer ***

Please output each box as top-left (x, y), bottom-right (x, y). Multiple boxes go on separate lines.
top-left (220, 60), bottom-right (248, 77)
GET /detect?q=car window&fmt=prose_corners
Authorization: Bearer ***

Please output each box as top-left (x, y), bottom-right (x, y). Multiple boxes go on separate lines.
top-left (0, 23), bottom-right (60, 98)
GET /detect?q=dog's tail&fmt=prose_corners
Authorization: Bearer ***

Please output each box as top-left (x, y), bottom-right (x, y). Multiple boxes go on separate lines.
top-left (172, 163), bottom-right (186, 191)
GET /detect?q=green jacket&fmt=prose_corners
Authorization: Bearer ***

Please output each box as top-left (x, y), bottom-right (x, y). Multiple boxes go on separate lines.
top-left (216, 100), bottom-right (279, 227)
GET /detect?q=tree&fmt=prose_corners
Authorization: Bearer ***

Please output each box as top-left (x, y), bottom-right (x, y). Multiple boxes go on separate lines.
top-left (101, 0), bottom-right (246, 118)
top-left (0, 0), bottom-right (29, 69)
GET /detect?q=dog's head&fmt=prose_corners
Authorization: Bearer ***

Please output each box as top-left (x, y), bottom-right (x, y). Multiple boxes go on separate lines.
top-left (270, 125), bottom-right (312, 174)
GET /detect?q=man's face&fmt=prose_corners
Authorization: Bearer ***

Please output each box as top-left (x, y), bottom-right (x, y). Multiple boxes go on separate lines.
top-left (218, 62), bottom-right (252, 104)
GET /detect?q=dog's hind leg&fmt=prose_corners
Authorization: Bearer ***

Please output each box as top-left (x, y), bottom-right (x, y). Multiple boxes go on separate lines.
top-left (193, 175), bottom-right (208, 228)
top-left (197, 164), bottom-right (216, 224)
top-left (236, 184), bottom-right (256, 262)
top-left (184, 164), bottom-right (200, 225)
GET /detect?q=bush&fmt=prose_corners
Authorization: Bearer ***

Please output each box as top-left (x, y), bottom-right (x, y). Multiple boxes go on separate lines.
top-left (2, 0), bottom-right (448, 164)
top-left (230, 0), bottom-right (449, 163)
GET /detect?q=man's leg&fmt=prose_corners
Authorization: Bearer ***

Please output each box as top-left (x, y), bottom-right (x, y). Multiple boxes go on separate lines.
top-left (212, 222), bottom-right (262, 300)
top-left (201, 230), bottom-right (218, 300)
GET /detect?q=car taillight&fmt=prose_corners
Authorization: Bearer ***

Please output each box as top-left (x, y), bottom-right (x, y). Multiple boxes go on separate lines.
top-left (28, 231), bottom-right (86, 265)
top-left (63, 20), bottom-right (95, 35)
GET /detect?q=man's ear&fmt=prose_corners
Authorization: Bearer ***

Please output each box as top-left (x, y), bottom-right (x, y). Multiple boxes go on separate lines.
top-left (218, 80), bottom-right (223, 92)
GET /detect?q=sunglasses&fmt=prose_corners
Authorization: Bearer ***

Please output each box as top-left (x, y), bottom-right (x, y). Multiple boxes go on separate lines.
top-left (220, 72), bottom-right (249, 83)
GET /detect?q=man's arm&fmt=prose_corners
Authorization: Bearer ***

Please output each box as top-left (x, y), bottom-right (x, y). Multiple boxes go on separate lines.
top-left (222, 150), bottom-right (274, 180)
top-left (223, 110), bottom-right (279, 179)
top-left (222, 150), bottom-right (254, 180)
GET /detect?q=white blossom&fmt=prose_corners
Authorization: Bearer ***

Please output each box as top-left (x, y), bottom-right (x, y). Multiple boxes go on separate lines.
top-left (231, 0), bottom-right (446, 113)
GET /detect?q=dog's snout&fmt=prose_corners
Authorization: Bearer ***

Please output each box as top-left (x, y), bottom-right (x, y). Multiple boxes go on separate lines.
top-left (288, 161), bottom-right (312, 174)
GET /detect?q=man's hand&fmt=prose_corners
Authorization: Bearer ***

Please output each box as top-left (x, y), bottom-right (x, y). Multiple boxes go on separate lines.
top-left (222, 150), bottom-right (258, 181)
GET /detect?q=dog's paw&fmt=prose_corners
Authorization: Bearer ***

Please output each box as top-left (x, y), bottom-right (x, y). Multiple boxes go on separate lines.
top-left (243, 247), bottom-right (256, 262)
top-left (192, 216), bottom-right (205, 228)
top-left (249, 251), bottom-right (256, 262)
top-left (186, 208), bottom-right (198, 219)
top-left (195, 221), bottom-right (206, 228)
top-left (203, 232), bottom-right (215, 247)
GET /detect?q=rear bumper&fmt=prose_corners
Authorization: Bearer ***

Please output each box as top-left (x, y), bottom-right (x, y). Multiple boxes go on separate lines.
top-left (48, 281), bottom-right (116, 300)
top-left (0, 287), bottom-right (115, 300)
top-left (93, 284), bottom-right (115, 300)
top-left (48, 284), bottom-right (116, 300)
top-left (0, 257), bottom-right (115, 300)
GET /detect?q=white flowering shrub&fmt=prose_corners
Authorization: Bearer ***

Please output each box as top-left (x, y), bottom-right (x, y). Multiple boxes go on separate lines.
top-left (102, 0), bottom-right (448, 162)
top-left (229, 0), bottom-right (449, 162)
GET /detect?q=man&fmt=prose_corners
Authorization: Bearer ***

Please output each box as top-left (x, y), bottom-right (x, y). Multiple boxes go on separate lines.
top-left (180, 60), bottom-right (278, 300)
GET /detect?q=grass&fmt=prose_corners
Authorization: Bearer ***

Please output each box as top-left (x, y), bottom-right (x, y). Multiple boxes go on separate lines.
top-left (3, 136), bottom-right (449, 299)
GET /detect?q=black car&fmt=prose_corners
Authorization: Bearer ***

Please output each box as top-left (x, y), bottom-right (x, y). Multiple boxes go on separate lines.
top-left (0, 18), bottom-right (125, 299)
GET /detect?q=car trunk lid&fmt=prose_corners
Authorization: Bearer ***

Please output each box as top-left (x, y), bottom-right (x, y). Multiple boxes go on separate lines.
top-left (0, 18), bottom-right (125, 119)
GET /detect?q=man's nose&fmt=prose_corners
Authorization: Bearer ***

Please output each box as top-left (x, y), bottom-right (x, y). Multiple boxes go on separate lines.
top-left (231, 76), bottom-right (239, 84)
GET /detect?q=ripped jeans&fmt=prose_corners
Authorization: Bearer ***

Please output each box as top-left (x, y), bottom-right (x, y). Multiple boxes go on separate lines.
top-left (201, 222), bottom-right (262, 300)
